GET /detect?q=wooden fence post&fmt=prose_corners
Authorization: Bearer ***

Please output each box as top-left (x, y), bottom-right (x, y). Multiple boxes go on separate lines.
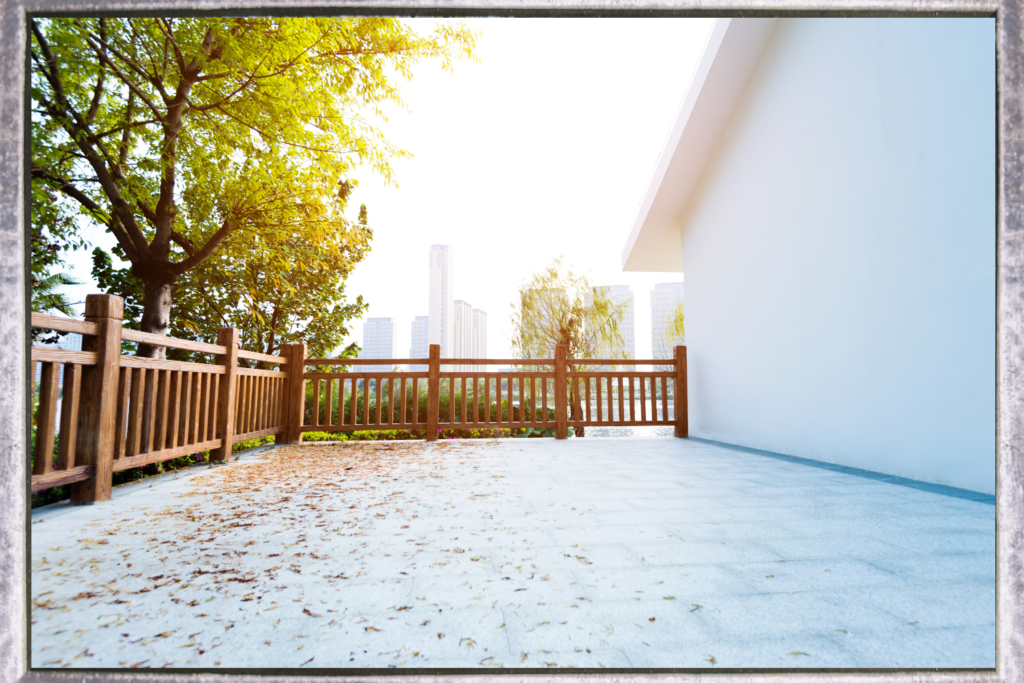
top-left (70, 294), bottom-right (123, 505)
top-left (426, 344), bottom-right (440, 441)
top-left (282, 343), bottom-right (306, 443)
top-left (555, 345), bottom-right (568, 440)
top-left (212, 328), bottom-right (240, 461)
top-left (674, 345), bottom-right (688, 438)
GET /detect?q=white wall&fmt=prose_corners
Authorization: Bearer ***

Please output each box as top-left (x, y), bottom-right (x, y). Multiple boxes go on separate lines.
top-left (679, 18), bottom-right (995, 493)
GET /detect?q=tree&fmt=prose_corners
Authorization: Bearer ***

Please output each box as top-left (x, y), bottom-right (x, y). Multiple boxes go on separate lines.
top-left (31, 271), bottom-right (82, 344)
top-left (653, 300), bottom-right (685, 372)
top-left (510, 257), bottom-right (630, 436)
top-left (93, 183), bottom-right (370, 363)
top-left (31, 17), bottom-right (477, 357)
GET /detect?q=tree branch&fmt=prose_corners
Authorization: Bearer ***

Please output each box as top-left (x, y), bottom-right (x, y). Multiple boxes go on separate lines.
top-left (81, 33), bottom-right (165, 122)
top-left (171, 231), bottom-right (195, 256)
top-left (171, 216), bottom-right (236, 275)
top-left (31, 165), bottom-right (142, 265)
top-left (85, 20), bottom-right (107, 125)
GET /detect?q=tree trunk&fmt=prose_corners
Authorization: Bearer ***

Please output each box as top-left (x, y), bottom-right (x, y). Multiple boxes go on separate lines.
top-left (137, 275), bottom-right (175, 359)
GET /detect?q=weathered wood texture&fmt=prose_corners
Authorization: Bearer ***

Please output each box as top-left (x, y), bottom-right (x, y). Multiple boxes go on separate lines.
top-left (555, 345), bottom-right (568, 439)
top-left (69, 295), bottom-right (124, 504)
top-left (426, 345), bottom-right (441, 441)
top-left (282, 344), bottom-right (307, 444)
top-left (674, 345), bottom-right (688, 438)
top-left (211, 328), bottom-right (239, 462)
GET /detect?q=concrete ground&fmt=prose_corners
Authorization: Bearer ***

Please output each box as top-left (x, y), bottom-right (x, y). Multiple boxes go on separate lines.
top-left (30, 437), bottom-right (994, 670)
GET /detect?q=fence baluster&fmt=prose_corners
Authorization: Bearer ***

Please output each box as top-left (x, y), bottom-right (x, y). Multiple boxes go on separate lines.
top-left (153, 369), bottom-right (170, 451)
top-left (169, 370), bottom-right (182, 449)
top-left (33, 362), bottom-right (59, 476)
top-left (113, 367), bottom-right (130, 460)
top-left (126, 368), bottom-right (146, 457)
top-left (56, 363), bottom-right (82, 471)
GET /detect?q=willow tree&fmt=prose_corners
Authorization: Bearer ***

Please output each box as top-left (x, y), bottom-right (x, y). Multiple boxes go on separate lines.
top-left (510, 257), bottom-right (630, 436)
top-left (30, 17), bottom-right (476, 357)
top-left (653, 300), bottom-right (685, 372)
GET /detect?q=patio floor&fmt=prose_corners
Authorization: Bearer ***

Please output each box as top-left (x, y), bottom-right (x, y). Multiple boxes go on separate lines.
top-left (30, 437), bottom-right (995, 670)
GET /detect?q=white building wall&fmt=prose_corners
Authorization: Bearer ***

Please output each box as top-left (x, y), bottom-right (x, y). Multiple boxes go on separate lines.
top-left (359, 317), bottom-right (395, 374)
top-left (409, 316), bottom-right (429, 372)
top-left (676, 19), bottom-right (995, 493)
top-left (428, 245), bottom-right (454, 360)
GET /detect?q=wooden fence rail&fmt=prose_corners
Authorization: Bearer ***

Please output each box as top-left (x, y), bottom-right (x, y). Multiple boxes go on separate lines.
top-left (298, 343), bottom-right (688, 442)
top-left (30, 295), bottom-right (687, 504)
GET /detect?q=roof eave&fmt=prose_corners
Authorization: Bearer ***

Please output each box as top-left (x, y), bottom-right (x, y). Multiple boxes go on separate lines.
top-left (621, 17), bottom-right (779, 273)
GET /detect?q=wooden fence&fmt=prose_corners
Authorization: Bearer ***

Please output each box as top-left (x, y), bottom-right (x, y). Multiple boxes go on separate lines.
top-left (30, 294), bottom-right (687, 504)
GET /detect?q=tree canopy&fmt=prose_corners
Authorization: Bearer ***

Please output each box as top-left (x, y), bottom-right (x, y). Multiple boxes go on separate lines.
top-left (509, 257), bottom-right (630, 436)
top-left (653, 300), bottom-right (685, 370)
top-left (31, 16), bottom-right (477, 356)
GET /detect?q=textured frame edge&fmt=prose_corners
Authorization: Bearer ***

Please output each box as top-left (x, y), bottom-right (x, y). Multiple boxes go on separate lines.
top-left (1, 2), bottom-right (1017, 683)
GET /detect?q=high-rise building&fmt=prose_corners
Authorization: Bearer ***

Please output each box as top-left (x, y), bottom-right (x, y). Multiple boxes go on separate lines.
top-left (428, 245), bottom-right (454, 365)
top-left (453, 300), bottom-right (473, 372)
top-left (359, 317), bottom-right (395, 373)
top-left (34, 333), bottom-right (83, 389)
top-left (651, 282), bottom-right (685, 358)
top-left (472, 309), bottom-right (487, 360)
top-left (594, 285), bottom-right (635, 360)
top-left (409, 315), bottom-right (429, 371)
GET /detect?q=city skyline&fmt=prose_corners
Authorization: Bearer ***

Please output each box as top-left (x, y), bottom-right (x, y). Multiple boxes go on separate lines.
top-left (364, 244), bottom-right (490, 369)
top-left (360, 279), bottom-right (681, 363)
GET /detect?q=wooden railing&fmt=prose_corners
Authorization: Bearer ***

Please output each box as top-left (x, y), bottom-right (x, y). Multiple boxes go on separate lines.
top-left (30, 295), bottom-right (293, 503)
top-left (30, 294), bottom-right (687, 505)
top-left (297, 343), bottom-right (688, 441)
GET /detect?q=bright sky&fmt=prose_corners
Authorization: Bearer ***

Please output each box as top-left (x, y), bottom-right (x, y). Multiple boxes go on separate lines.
top-left (62, 17), bottom-right (715, 359)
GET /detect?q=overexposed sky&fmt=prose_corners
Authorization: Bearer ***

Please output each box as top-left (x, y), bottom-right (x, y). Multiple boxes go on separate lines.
top-left (62, 17), bottom-right (714, 359)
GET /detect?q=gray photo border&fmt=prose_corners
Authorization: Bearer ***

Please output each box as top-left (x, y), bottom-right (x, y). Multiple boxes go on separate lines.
top-left (0, 1), bottom-right (1017, 682)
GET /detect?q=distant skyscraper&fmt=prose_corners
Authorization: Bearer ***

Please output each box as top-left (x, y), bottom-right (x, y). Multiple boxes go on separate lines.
top-left (428, 245), bottom-right (454, 365)
top-left (35, 333), bottom-right (82, 388)
top-left (472, 309), bottom-right (487, 360)
top-left (453, 300), bottom-right (473, 372)
top-left (359, 317), bottom-right (395, 373)
top-left (409, 315), bottom-right (429, 371)
top-left (651, 282), bottom-right (685, 358)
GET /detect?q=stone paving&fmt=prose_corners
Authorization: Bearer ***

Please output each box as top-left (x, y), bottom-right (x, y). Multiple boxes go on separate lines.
top-left (29, 437), bottom-right (995, 670)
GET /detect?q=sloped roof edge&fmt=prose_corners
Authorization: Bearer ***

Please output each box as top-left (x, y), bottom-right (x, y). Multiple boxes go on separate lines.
top-left (621, 17), bottom-right (778, 272)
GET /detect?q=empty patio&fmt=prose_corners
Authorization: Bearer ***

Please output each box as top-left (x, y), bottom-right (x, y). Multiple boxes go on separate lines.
top-left (30, 437), bottom-right (994, 670)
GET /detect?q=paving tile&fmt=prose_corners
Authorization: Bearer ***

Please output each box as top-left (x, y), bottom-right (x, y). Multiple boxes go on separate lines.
top-left (30, 437), bottom-right (995, 669)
